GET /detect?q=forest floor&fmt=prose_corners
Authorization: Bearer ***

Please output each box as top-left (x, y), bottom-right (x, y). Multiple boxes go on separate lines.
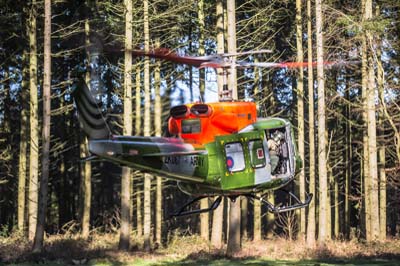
top-left (1, 232), bottom-right (400, 266)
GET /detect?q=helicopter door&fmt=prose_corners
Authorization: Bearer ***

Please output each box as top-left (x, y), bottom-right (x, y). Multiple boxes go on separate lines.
top-left (216, 131), bottom-right (270, 190)
top-left (248, 138), bottom-right (272, 185)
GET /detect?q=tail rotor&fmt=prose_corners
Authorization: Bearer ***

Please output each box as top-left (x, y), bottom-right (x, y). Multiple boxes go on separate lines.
top-left (72, 81), bottom-right (111, 139)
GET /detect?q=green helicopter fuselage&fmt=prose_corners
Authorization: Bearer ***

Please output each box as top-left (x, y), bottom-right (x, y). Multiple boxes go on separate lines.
top-left (88, 118), bottom-right (301, 197)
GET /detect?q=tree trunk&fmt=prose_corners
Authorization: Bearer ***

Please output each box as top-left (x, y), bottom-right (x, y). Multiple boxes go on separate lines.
top-left (253, 193), bottom-right (261, 241)
top-left (119, 167), bottom-right (132, 250)
top-left (198, 0), bottom-right (206, 99)
top-left (226, 0), bottom-right (241, 255)
top-left (211, 0), bottom-right (225, 249)
top-left (135, 62), bottom-right (142, 135)
top-left (315, 0), bottom-right (328, 243)
top-left (18, 47), bottom-right (29, 232)
top-left (361, 0), bottom-right (371, 241)
top-left (344, 78), bottom-right (352, 239)
top-left (365, 0), bottom-right (380, 241)
top-left (266, 193), bottom-right (275, 239)
top-left (226, 0), bottom-right (237, 101)
top-left (306, 0), bottom-right (316, 246)
top-left (81, 16), bottom-right (92, 240)
top-left (81, 138), bottom-right (91, 238)
top-left (143, 0), bottom-right (152, 251)
top-left (154, 39), bottom-right (162, 245)
top-left (326, 138), bottom-right (332, 240)
top-left (241, 197), bottom-right (248, 240)
top-left (135, 61), bottom-right (143, 238)
top-left (32, 0), bottom-right (51, 251)
top-left (227, 198), bottom-right (241, 254)
top-left (216, 0), bottom-right (224, 97)
top-left (197, 0), bottom-right (209, 241)
top-left (296, 0), bottom-right (306, 238)
top-left (376, 19), bottom-right (386, 239)
top-left (143, 173), bottom-right (151, 250)
top-left (28, 0), bottom-right (39, 241)
top-left (334, 162), bottom-right (339, 238)
top-left (136, 175), bottom-right (143, 238)
top-left (211, 197), bottom-right (224, 248)
top-left (119, 0), bottom-right (133, 250)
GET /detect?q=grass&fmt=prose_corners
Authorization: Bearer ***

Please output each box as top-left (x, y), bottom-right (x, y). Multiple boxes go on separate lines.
top-left (1, 232), bottom-right (400, 266)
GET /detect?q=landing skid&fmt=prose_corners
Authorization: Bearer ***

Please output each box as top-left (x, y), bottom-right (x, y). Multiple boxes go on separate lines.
top-left (170, 190), bottom-right (312, 217)
top-left (246, 190), bottom-right (313, 214)
top-left (170, 196), bottom-right (223, 217)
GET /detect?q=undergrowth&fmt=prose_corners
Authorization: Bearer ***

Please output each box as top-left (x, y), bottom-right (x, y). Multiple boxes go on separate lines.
top-left (1, 231), bottom-right (399, 264)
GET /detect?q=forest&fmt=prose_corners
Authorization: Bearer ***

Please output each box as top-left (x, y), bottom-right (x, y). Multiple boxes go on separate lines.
top-left (0, 0), bottom-right (400, 265)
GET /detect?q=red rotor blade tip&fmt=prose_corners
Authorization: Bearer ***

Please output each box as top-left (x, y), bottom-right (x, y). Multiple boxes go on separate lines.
top-left (277, 61), bottom-right (336, 68)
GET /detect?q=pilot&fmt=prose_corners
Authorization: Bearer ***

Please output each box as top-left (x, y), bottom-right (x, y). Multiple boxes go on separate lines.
top-left (268, 130), bottom-right (284, 173)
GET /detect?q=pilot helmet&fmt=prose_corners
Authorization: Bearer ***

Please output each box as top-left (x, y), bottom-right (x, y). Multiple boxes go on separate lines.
top-left (272, 131), bottom-right (284, 142)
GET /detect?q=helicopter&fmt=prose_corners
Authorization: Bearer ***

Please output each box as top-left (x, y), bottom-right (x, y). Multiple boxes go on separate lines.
top-left (73, 48), bottom-right (329, 216)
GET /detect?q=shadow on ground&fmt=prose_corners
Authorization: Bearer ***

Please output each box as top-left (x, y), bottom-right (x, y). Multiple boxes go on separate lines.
top-left (144, 251), bottom-right (400, 266)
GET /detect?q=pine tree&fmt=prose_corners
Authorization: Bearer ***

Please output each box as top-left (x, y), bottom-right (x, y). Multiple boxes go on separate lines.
top-left (143, 0), bottom-right (152, 251)
top-left (306, 0), bottom-right (316, 246)
top-left (295, 0), bottom-right (306, 238)
top-left (211, 0), bottom-right (225, 249)
top-left (18, 42), bottom-right (29, 232)
top-left (81, 15), bottom-right (92, 240)
top-left (226, 0), bottom-right (241, 254)
top-left (119, 0), bottom-right (133, 250)
top-left (154, 38), bottom-right (163, 245)
top-left (32, 0), bottom-right (51, 251)
top-left (316, 0), bottom-right (329, 243)
top-left (28, 0), bottom-right (39, 241)
top-left (364, 0), bottom-right (380, 241)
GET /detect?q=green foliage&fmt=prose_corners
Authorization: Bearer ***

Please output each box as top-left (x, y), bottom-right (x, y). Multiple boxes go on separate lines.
top-left (362, 18), bottom-right (391, 34)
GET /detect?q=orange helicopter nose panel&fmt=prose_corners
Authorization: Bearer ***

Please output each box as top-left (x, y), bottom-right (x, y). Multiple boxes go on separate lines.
top-left (168, 101), bottom-right (257, 146)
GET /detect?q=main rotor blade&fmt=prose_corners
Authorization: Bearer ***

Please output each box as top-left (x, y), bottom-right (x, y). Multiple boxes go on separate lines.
top-left (131, 48), bottom-right (359, 70)
top-left (131, 48), bottom-right (273, 68)
top-left (239, 60), bottom-right (359, 68)
top-left (131, 48), bottom-right (225, 68)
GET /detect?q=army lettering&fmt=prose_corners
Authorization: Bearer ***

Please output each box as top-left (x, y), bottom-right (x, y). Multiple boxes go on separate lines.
top-left (164, 156), bottom-right (179, 165)
top-left (190, 156), bottom-right (204, 167)
top-left (164, 156), bottom-right (204, 167)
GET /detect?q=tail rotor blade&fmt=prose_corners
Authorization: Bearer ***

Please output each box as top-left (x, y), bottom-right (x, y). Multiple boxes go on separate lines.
top-left (72, 81), bottom-right (111, 139)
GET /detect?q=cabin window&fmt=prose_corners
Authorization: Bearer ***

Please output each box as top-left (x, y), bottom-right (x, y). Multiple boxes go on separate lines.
top-left (225, 142), bottom-right (245, 172)
top-left (248, 139), bottom-right (266, 168)
top-left (181, 119), bottom-right (201, 134)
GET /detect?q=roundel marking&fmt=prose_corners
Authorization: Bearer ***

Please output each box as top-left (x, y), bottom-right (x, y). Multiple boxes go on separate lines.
top-left (226, 156), bottom-right (234, 170)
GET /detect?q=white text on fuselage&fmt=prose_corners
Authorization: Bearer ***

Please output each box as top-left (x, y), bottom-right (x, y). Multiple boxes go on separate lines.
top-left (163, 156), bottom-right (204, 167)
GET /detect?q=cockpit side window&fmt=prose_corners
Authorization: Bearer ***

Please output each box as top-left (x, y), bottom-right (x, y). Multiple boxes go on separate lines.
top-left (248, 139), bottom-right (266, 168)
top-left (224, 142), bottom-right (245, 172)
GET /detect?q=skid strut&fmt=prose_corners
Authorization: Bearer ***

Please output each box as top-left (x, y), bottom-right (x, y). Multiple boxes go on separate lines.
top-left (170, 196), bottom-right (223, 217)
top-left (247, 190), bottom-right (313, 214)
top-left (170, 190), bottom-right (312, 217)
